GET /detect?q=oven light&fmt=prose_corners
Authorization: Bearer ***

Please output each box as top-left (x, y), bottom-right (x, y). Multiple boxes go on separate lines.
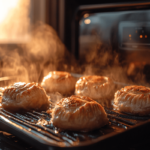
top-left (129, 34), bottom-right (131, 37)
top-left (145, 35), bottom-right (147, 38)
top-left (0, 0), bottom-right (19, 23)
top-left (84, 13), bottom-right (89, 18)
top-left (84, 19), bottom-right (91, 24)
top-left (140, 35), bottom-right (143, 38)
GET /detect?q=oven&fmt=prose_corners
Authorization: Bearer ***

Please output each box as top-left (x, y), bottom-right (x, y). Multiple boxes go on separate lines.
top-left (72, 1), bottom-right (150, 84)
top-left (0, 1), bottom-right (150, 150)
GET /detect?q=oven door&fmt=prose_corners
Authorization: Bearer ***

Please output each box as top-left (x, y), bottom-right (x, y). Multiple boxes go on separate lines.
top-left (72, 2), bottom-right (150, 83)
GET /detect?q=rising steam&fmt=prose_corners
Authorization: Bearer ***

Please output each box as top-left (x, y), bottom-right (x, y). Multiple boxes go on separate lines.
top-left (0, 0), bottom-right (30, 43)
top-left (0, 0), bottom-right (72, 86)
top-left (80, 35), bottom-right (148, 86)
top-left (0, 0), bottom-right (148, 88)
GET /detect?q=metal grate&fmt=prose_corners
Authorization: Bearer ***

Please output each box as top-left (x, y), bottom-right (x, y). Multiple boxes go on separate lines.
top-left (0, 107), bottom-right (149, 150)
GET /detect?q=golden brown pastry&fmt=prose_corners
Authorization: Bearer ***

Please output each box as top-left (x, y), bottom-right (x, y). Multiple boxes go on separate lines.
top-left (52, 95), bottom-right (109, 131)
top-left (114, 85), bottom-right (150, 116)
top-left (75, 75), bottom-right (115, 108)
top-left (2, 82), bottom-right (49, 112)
top-left (41, 71), bottom-right (77, 95)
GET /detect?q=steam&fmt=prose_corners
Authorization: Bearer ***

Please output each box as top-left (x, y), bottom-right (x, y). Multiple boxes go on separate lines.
top-left (23, 22), bottom-right (68, 82)
top-left (80, 37), bottom-right (148, 86)
top-left (0, 0), bottom-right (30, 43)
top-left (78, 10), bottom-right (150, 87)
top-left (0, 0), bottom-right (149, 89)
top-left (49, 92), bottom-right (63, 106)
top-left (0, 0), bottom-right (73, 86)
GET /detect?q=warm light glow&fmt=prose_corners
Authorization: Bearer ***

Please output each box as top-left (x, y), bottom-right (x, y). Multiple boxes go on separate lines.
top-left (136, 30), bottom-right (137, 33)
top-left (0, 116), bottom-right (23, 129)
top-left (14, 82), bottom-right (26, 86)
top-left (77, 79), bottom-right (82, 84)
top-left (129, 34), bottom-right (131, 37)
top-left (0, 0), bottom-right (30, 43)
top-left (140, 35), bottom-right (143, 38)
top-left (42, 73), bottom-right (52, 84)
top-left (145, 35), bottom-right (147, 38)
top-left (0, 0), bottom-right (19, 23)
top-left (84, 19), bottom-right (91, 24)
top-left (84, 13), bottom-right (89, 18)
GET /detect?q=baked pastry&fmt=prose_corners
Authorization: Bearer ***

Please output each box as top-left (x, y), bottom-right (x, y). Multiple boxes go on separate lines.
top-left (75, 75), bottom-right (115, 108)
top-left (2, 82), bottom-right (49, 112)
top-left (52, 95), bottom-right (109, 131)
top-left (41, 71), bottom-right (77, 95)
top-left (114, 85), bottom-right (150, 116)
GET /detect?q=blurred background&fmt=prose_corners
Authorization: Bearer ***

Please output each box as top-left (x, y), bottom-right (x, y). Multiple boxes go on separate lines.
top-left (0, 0), bottom-right (149, 87)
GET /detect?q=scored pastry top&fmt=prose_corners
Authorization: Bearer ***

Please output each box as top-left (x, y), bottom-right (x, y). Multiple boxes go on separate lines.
top-left (75, 75), bottom-right (115, 108)
top-left (2, 82), bottom-right (49, 112)
top-left (41, 71), bottom-right (77, 95)
top-left (114, 85), bottom-right (150, 116)
top-left (52, 95), bottom-right (109, 131)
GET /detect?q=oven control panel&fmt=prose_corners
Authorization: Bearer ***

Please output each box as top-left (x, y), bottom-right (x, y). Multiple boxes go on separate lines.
top-left (119, 22), bottom-right (150, 50)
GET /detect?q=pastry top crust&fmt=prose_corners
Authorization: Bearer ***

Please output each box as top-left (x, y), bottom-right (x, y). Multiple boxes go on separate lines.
top-left (52, 95), bottom-right (109, 131)
top-left (76, 75), bottom-right (111, 87)
top-left (114, 85), bottom-right (150, 115)
top-left (2, 82), bottom-right (49, 112)
top-left (41, 71), bottom-right (77, 95)
top-left (75, 75), bottom-right (115, 107)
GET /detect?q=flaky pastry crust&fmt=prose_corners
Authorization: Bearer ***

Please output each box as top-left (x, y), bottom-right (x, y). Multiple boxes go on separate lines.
top-left (75, 75), bottom-right (115, 108)
top-left (2, 82), bottom-right (49, 112)
top-left (114, 85), bottom-right (150, 116)
top-left (41, 71), bottom-right (77, 95)
top-left (52, 95), bottom-right (109, 131)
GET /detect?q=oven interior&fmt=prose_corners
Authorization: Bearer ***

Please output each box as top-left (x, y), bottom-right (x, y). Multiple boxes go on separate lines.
top-left (72, 2), bottom-right (150, 85)
top-left (0, 1), bottom-right (150, 150)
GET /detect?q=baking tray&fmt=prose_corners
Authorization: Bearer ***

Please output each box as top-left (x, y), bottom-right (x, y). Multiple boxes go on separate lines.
top-left (0, 74), bottom-right (150, 149)
top-left (0, 107), bottom-right (150, 150)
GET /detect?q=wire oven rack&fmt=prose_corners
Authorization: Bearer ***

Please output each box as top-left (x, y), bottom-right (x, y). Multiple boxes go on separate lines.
top-left (0, 107), bottom-right (150, 150)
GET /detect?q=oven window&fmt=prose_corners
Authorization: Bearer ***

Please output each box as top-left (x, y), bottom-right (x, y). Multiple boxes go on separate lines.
top-left (79, 9), bottom-right (150, 60)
